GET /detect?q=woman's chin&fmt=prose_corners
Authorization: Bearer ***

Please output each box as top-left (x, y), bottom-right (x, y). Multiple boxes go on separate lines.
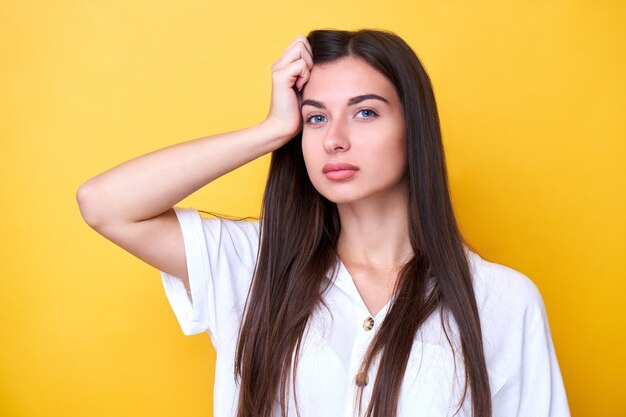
top-left (315, 188), bottom-right (371, 205)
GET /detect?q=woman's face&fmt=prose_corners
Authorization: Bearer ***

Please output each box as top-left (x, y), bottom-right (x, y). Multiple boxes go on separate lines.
top-left (301, 56), bottom-right (407, 205)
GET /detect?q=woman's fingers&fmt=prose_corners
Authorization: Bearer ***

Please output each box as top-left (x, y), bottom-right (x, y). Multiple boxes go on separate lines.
top-left (271, 58), bottom-right (310, 105)
top-left (272, 59), bottom-right (310, 96)
top-left (282, 34), bottom-right (312, 57)
top-left (294, 34), bottom-right (313, 57)
top-left (262, 35), bottom-right (315, 144)
top-left (272, 36), bottom-right (314, 74)
top-left (283, 58), bottom-right (311, 91)
top-left (266, 57), bottom-right (310, 138)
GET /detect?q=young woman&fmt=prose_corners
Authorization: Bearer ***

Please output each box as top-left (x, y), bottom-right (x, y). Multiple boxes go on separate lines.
top-left (77, 29), bottom-right (570, 417)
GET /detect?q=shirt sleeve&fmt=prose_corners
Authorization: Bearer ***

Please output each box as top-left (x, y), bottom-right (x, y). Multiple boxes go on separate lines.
top-left (492, 280), bottom-right (571, 417)
top-left (159, 207), bottom-right (260, 348)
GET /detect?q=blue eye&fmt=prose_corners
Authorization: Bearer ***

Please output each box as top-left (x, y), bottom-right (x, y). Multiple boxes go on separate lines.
top-left (305, 114), bottom-right (327, 125)
top-left (356, 109), bottom-right (378, 119)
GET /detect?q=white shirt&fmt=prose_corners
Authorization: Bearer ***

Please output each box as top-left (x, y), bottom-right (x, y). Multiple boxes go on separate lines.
top-left (160, 208), bottom-right (571, 417)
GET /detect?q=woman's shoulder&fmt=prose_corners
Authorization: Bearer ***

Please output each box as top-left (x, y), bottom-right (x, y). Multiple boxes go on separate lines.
top-left (464, 247), bottom-right (554, 368)
top-left (173, 207), bottom-right (261, 264)
top-left (464, 247), bottom-right (545, 316)
top-left (176, 208), bottom-right (260, 238)
top-left (463, 248), bottom-right (569, 410)
top-left (205, 215), bottom-right (261, 239)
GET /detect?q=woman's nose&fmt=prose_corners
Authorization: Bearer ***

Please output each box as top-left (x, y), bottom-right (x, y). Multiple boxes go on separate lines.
top-left (322, 120), bottom-right (350, 153)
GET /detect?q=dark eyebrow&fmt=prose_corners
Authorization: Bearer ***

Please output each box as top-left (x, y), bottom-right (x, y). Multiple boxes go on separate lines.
top-left (301, 94), bottom-right (389, 110)
top-left (347, 94), bottom-right (389, 106)
top-left (301, 99), bottom-right (326, 109)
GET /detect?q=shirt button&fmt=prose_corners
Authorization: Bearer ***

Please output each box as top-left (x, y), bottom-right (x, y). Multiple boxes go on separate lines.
top-left (363, 316), bottom-right (374, 331)
top-left (355, 372), bottom-right (369, 387)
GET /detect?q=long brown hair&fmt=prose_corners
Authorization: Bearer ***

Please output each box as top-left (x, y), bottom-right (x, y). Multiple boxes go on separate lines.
top-left (234, 29), bottom-right (491, 417)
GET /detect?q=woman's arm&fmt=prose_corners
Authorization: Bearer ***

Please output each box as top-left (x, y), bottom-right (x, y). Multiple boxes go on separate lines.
top-left (76, 35), bottom-right (313, 289)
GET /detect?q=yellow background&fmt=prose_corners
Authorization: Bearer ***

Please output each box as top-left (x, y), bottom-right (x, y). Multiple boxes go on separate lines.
top-left (1, 1), bottom-right (624, 416)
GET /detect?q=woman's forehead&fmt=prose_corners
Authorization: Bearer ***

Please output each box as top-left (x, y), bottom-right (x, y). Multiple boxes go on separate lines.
top-left (302, 56), bottom-right (398, 104)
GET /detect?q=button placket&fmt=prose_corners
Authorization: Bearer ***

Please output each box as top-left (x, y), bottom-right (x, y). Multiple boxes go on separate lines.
top-left (349, 311), bottom-right (376, 403)
top-left (352, 316), bottom-right (374, 391)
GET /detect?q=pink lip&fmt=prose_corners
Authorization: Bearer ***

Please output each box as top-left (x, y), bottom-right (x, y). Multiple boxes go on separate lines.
top-left (322, 162), bottom-right (359, 181)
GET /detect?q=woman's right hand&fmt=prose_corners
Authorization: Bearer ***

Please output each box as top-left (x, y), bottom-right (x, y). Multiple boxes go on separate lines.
top-left (77, 36), bottom-right (316, 288)
top-left (263, 35), bottom-right (314, 146)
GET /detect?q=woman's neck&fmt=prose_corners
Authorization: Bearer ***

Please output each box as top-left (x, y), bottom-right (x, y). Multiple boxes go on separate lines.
top-left (336, 188), bottom-right (413, 272)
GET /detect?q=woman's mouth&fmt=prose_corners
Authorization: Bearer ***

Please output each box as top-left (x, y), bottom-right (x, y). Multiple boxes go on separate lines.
top-left (322, 162), bottom-right (359, 181)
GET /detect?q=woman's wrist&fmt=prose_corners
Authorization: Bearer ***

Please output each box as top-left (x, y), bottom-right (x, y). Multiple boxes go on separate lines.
top-left (258, 117), bottom-right (301, 150)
